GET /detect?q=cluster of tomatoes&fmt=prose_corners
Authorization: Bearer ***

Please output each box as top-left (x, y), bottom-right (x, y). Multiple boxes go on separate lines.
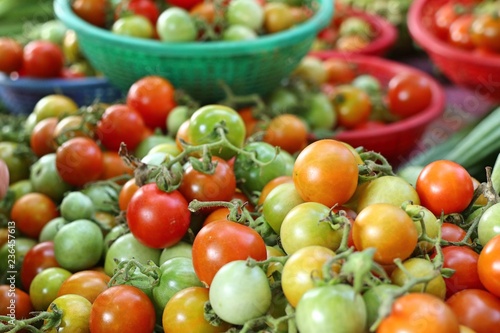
top-left (1, 67), bottom-right (500, 333)
top-left (73, 0), bottom-right (314, 42)
top-left (433, 0), bottom-right (500, 54)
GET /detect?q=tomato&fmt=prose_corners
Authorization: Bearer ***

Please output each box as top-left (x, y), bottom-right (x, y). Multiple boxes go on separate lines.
top-left (118, 178), bottom-right (140, 211)
top-left (433, 2), bottom-right (462, 40)
top-left (209, 260), bottom-right (271, 325)
top-left (118, 0), bottom-right (160, 25)
top-left (233, 141), bottom-right (294, 195)
top-left (52, 115), bottom-right (93, 145)
top-left (104, 232), bottom-right (161, 277)
top-left (126, 76), bottom-right (176, 130)
top-left (10, 193), bottom-right (59, 240)
top-left (449, 15), bottom-right (475, 50)
top-left (477, 202), bottom-right (500, 246)
top-left (377, 293), bottom-right (460, 333)
top-left (409, 204), bottom-right (440, 253)
top-left (21, 40), bottom-right (64, 78)
top-left (0, 159), bottom-right (9, 200)
top-left (163, 286), bottom-right (231, 333)
top-left (0, 142), bottom-right (36, 184)
top-left (32, 94), bottom-right (79, 124)
top-left (54, 219), bottom-right (104, 272)
top-left (441, 222), bottom-right (469, 244)
top-left (57, 270), bottom-right (110, 303)
top-left (152, 257), bottom-right (204, 318)
top-left (72, 0), bottom-right (107, 27)
top-left (89, 285), bottom-right (156, 333)
top-left (362, 283), bottom-right (402, 329)
top-left (0, 37), bottom-right (23, 73)
top-left (280, 201), bottom-right (343, 254)
top-left (60, 191), bottom-right (95, 222)
top-left (257, 175), bottom-right (293, 206)
top-left (294, 56), bottom-right (328, 86)
top-left (157, 7), bottom-right (198, 42)
top-left (300, 92), bottom-right (336, 130)
top-left (192, 220), bottom-right (267, 286)
top-left (391, 257), bottom-right (447, 300)
top-left (134, 133), bottom-right (176, 159)
top-left (446, 289), bottom-right (500, 333)
top-left (159, 241), bottom-right (193, 265)
top-left (265, 87), bottom-right (299, 117)
top-left (387, 72), bottom-right (433, 119)
top-left (188, 105), bottom-right (246, 160)
top-left (96, 104), bottom-right (148, 152)
top-left (29, 267), bottom-right (72, 311)
top-left (293, 139), bottom-right (358, 208)
top-left (55, 137), bottom-right (104, 187)
top-left (178, 156), bottom-right (237, 204)
top-left (440, 246), bottom-right (484, 298)
top-left (296, 284), bottom-right (367, 333)
top-left (30, 153), bottom-right (73, 203)
top-left (477, 234), bottom-right (500, 297)
top-left (263, 2), bottom-right (294, 33)
top-left (46, 294), bottom-right (91, 332)
top-left (352, 203), bottom-right (418, 265)
top-left (262, 113), bottom-right (308, 155)
top-left (20, 241), bottom-right (59, 291)
top-left (322, 58), bottom-right (357, 85)
top-left (470, 14), bottom-right (500, 53)
top-left (227, 0), bottom-right (264, 31)
top-left (262, 182), bottom-right (305, 234)
top-left (0, 285), bottom-right (33, 321)
top-left (281, 245), bottom-right (336, 307)
top-left (30, 117), bottom-right (58, 157)
top-left (222, 25), bottom-right (258, 41)
top-left (99, 150), bottom-right (134, 181)
top-left (0, 237), bottom-right (37, 286)
top-left (331, 85), bottom-right (372, 129)
top-left (416, 160), bottom-right (474, 216)
top-left (127, 183), bottom-right (191, 249)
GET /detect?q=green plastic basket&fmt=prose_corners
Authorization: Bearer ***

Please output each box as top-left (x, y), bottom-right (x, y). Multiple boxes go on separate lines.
top-left (54, 0), bottom-right (334, 103)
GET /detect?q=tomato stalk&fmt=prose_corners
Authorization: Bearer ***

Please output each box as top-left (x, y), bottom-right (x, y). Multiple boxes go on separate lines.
top-left (358, 150), bottom-right (396, 182)
top-left (108, 258), bottom-right (160, 291)
top-left (320, 208), bottom-right (352, 253)
top-left (0, 303), bottom-right (62, 333)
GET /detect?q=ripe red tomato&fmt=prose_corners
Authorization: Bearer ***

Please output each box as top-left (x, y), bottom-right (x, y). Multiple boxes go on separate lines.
top-left (470, 14), bottom-right (500, 53)
top-left (21, 40), bottom-right (64, 78)
top-left (0, 37), bottom-right (23, 74)
top-left (433, 2), bottom-right (463, 40)
top-left (116, 0), bottom-right (160, 25)
top-left (477, 234), bottom-right (500, 297)
top-left (440, 246), bottom-right (484, 298)
top-left (20, 241), bottom-right (60, 291)
top-left (57, 270), bottom-right (111, 303)
top-left (416, 160), bottom-right (474, 216)
top-left (192, 220), bottom-right (267, 286)
top-left (387, 72), bottom-right (433, 119)
top-left (95, 104), bottom-right (147, 152)
top-left (30, 117), bottom-right (58, 157)
top-left (10, 193), bottom-right (59, 240)
top-left (0, 285), bottom-right (33, 320)
top-left (72, 0), bottom-right (107, 27)
top-left (89, 285), bottom-right (156, 333)
top-left (127, 76), bottom-right (177, 130)
top-left (441, 222), bottom-right (469, 244)
top-left (166, 0), bottom-right (203, 10)
top-left (126, 183), bottom-right (191, 249)
top-left (448, 14), bottom-right (475, 50)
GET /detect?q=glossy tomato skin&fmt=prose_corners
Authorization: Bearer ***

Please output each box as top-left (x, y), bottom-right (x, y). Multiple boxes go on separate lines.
top-left (378, 293), bottom-right (460, 333)
top-left (387, 72), bottom-right (433, 119)
top-left (10, 193), bottom-right (59, 240)
top-left (0, 37), bottom-right (23, 73)
top-left (72, 0), bottom-right (107, 27)
top-left (89, 285), bottom-right (156, 333)
top-left (22, 40), bottom-right (64, 78)
top-left (46, 294), bottom-right (92, 332)
top-left (0, 285), bottom-right (33, 320)
top-left (20, 241), bottom-right (59, 291)
top-left (191, 220), bottom-right (267, 286)
top-left (293, 139), bottom-right (358, 208)
top-left (470, 14), bottom-right (500, 53)
top-left (127, 183), bottom-right (191, 249)
top-left (416, 160), bottom-right (474, 217)
top-left (57, 270), bottom-right (110, 303)
top-left (262, 113), bottom-right (308, 155)
top-left (440, 246), bottom-right (484, 298)
top-left (29, 267), bottom-right (72, 311)
top-left (477, 234), bottom-right (500, 297)
top-left (446, 289), bottom-right (500, 333)
top-left (127, 76), bottom-right (176, 130)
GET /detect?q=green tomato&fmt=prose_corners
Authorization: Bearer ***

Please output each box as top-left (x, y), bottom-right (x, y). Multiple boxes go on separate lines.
top-left (30, 153), bottom-right (73, 203)
top-left (60, 191), bottom-right (95, 222)
top-left (39, 20), bottom-right (68, 45)
top-left (166, 105), bottom-right (190, 137)
top-left (159, 241), bottom-right (193, 265)
top-left (157, 7), bottom-right (197, 42)
top-left (233, 141), bottom-right (294, 195)
top-left (54, 219), bottom-right (104, 272)
top-left (29, 267), bottom-right (72, 311)
top-left (39, 217), bottom-right (67, 243)
top-left (301, 92), bottom-right (336, 131)
top-left (262, 182), bottom-right (305, 234)
top-left (101, 224), bottom-right (129, 259)
top-left (188, 105), bottom-right (246, 160)
top-left (81, 182), bottom-right (120, 214)
top-left (266, 87), bottom-right (300, 116)
top-left (0, 142), bottom-right (36, 184)
top-left (135, 134), bottom-right (176, 159)
top-left (0, 237), bottom-right (37, 287)
top-left (147, 142), bottom-right (181, 157)
top-left (351, 74), bottom-right (382, 96)
top-left (222, 24), bottom-right (258, 41)
top-left (296, 284), bottom-right (367, 333)
top-left (227, 0), bottom-right (264, 31)
top-left (209, 260), bottom-right (272, 325)
top-left (478, 202), bottom-right (500, 246)
top-left (362, 283), bottom-right (402, 329)
top-left (112, 14), bottom-right (154, 39)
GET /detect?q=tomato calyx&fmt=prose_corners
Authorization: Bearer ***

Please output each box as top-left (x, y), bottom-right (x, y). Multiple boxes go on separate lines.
top-left (108, 258), bottom-right (161, 292)
top-left (0, 302), bottom-right (63, 332)
top-left (357, 149), bottom-right (396, 182)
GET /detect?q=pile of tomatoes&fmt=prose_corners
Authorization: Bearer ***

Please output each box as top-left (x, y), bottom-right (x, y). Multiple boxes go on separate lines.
top-left (1, 65), bottom-right (500, 333)
top-left (73, 0), bottom-right (315, 42)
top-left (433, 0), bottom-right (500, 54)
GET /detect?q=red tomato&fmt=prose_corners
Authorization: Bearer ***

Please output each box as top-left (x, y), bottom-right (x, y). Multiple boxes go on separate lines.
top-left (0, 37), bottom-right (23, 74)
top-left (95, 104), bottom-right (147, 152)
top-left (0, 159), bottom-right (9, 200)
top-left (441, 222), bottom-right (469, 244)
top-left (166, 0), bottom-right (203, 10)
top-left (72, 0), bottom-right (107, 27)
top-left (89, 285), bottom-right (156, 333)
top-left (118, 178), bottom-right (140, 211)
top-left (387, 72), bottom-right (433, 118)
top-left (0, 285), bottom-right (33, 320)
top-left (10, 193), bottom-right (59, 240)
top-left (55, 136), bottom-right (104, 187)
top-left (470, 14), bottom-right (500, 53)
top-left (126, 76), bottom-right (177, 130)
top-left (126, 183), bottom-right (191, 249)
top-left (433, 3), bottom-right (463, 40)
top-left (116, 0), bottom-right (160, 25)
top-left (57, 270), bottom-right (110, 303)
top-left (446, 289), bottom-right (500, 333)
top-left (448, 15), bottom-right (475, 50)
top-left (477, 234), bottom-right (500, 297)
top-left (192, 220), bottom-right (267, 286)
top-left (30, 117), bottom-right (58, 157)
top-left (21, 40), bottom-right (64, 78)
top-left (20, 241), bottom-right (60, 291)
top-left (440, 246), bottom-right (484, 298)
top-left (99, 150), bottom-right (134, 181)
top-left (416, 160), bottom-right (474, 216)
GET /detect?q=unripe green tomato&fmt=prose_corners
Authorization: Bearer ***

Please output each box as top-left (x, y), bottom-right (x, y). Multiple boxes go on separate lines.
top-left (112, 15), bottom-right (155, 39)
top-left (222, 24), bottom-right (258, 41)
top-left (156, 7), bottom-right (197, 42)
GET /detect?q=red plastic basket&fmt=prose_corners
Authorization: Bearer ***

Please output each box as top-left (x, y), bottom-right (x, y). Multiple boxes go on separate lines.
top-left (408, 0), bottom-right (500, 101)
top-left (313, 8), bottom-right (398, 57)
top-left (308, 53), bottom-right (446, 167)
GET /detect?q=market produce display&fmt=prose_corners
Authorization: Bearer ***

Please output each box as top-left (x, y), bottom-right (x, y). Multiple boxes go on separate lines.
top-left (2, 0), bottom-right (500, 333)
